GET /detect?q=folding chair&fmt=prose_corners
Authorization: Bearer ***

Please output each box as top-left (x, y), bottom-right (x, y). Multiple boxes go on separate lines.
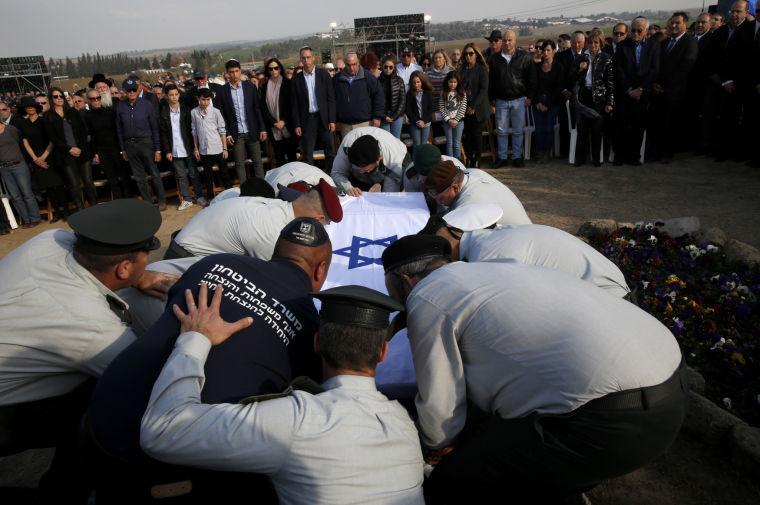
top-left (523, 106), bottom-right (536, 161)
top-left (566, 100), bottom-right (578, 165)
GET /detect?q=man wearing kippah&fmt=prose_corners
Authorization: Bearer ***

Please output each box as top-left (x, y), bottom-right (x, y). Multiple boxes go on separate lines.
top-left (0, 200), bottom-right (178, 501)
top-left (330, 126), bottom-right (410, 196)
top-left (423, 159), bottom-right (532, 225)
top-left (137, 280), bottom-right (424, 504)
top-left (381, 235), bottom-right (686, 504)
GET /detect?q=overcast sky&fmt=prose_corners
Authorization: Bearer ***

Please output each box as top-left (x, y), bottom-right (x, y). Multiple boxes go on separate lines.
top-left (2, 0), bottom-right (703, 58)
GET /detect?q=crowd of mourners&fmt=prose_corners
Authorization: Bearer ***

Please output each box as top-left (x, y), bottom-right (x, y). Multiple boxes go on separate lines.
top-left (1, 6), bottom-right (757, 505)
top-left (1, 3), bottom-right (758, 234)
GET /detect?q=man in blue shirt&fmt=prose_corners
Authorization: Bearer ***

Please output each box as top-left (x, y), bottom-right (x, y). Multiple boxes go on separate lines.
top-left (116, 78), bottom-right (166, 210)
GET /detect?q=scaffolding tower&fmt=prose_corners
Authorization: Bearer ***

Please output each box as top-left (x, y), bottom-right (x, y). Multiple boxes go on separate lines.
top-left (0, 56), bottom-right (51, 95)
top-left (329, 14), bottom-right (432, 60)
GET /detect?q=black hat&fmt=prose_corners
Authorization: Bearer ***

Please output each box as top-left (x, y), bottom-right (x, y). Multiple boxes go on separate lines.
top-left (69, 199), bottom-right (161, 255)
top-left (381, 235), bottom-right (451, 273)
top-left (279, 217), bottom-right (330, 247)
top-left (88, 73), bottom-right (113, 89)
top-left (486, 30), bottom-right (503, 41)
top-left (127, 73), bottom-right (140, 81)
top-left (401, 46), bottom-right (414, 54)
top-left (193, 69), bottom-right (207, 79)
top-left (348, 135), bottom-right (381, 166)
top-left (18, 96), bottom-right (41, 113)
top-left (122, 78), bottom-right (139, 91)
top-left (313, 285), bottom-right (404, 329)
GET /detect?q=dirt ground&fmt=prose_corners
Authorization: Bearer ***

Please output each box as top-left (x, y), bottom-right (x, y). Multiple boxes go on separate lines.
top-left (1, 153), bottom-right (759, 503)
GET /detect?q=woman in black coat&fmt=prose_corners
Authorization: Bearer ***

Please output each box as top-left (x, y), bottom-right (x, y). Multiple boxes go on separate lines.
top-left (405, 71), bottom-right (434, 146)
top-left (260, 58), bottom-right (298, 166)
top-left (458, 43), bottom-right (490, 167)
top-left (18, 96), bottom-right (68, 221)
top-left (378, 54), bottom-right (406, 139)
top-left (571, 30), bottom-right (615, 166)
top-left (44, 86), bottom-right (95, 210)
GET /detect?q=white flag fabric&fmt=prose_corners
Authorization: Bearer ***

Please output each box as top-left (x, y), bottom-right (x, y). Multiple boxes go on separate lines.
top-left (324, 193), bottom-right (429, 398)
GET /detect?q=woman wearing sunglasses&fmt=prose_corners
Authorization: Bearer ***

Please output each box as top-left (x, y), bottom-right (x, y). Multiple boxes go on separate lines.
top-left (44, 86), bottom-right (93, 211)
top-left (378, 54), bottom-right (406, 139)
top-left (260, 57), bottom-right (298, 165)
top-left (458, 43), bottom-right (490, 168)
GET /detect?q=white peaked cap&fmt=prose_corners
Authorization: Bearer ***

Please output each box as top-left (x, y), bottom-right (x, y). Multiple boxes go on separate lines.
top-left (442, 203), bottom-right (503, 231)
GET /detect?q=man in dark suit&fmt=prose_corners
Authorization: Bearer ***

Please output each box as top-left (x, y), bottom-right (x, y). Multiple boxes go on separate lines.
top-left (291, 46), bottom-right (337, 172)
top-left (742, 4), bottom-right (760, 166)
top-left (555, 31), bottom-right (587, 159)
top-left (650, 12), bottom-right (699, 162)
top-left (710, 0), bottom-right (752, 161)
top-left (613, 16), bottom-right (661, 165)
top-left (604, 22), bottom-right (629, 56)
top-left (217, 59), bottom-right (268, 181)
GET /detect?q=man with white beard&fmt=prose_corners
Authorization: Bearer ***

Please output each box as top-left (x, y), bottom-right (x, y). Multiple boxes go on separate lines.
top-left (86, 74), bottom-right (129, 197)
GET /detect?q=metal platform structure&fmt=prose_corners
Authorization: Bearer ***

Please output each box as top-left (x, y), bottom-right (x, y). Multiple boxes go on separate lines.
top-left (0, 56), bottom-right (51, 95)
top-left (329, 14), bottom-right (432, 60)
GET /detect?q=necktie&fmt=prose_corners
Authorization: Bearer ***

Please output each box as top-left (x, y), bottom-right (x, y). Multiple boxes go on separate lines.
top-left (666, 38), bottom-right (677, 53)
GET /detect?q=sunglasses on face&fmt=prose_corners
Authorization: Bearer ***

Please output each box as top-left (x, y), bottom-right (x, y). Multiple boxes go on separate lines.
top-left (464, 51), bottom-right (475, 56)
top-left (88, 96), bottom-right (101, 101)
top-left (52, 94), bottom-right (64, 99)
top-left (268, 66), bottom-right (280, 71)
top-left (383, 64), bottom-right (395, 69)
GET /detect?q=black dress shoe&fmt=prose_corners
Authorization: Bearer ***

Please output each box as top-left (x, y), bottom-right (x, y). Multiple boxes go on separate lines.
top-left (612, 160), bottom-right (623, 166)
top-left (494, 158), bottom-right (510, 168)
top-left (512, 158), bottom-right (525, 168)
top-left (593, 161), bottom-right (602, 167)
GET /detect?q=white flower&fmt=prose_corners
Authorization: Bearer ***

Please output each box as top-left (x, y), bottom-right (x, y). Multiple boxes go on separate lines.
top-left (710, 275), bottom-right (720, 282)
top-left (629, 240), bottom-right (636, 247)
top-left (706, 245), bottom-right (719, 253)
top-left (668, 291), bottom-right (677, 302)
top-left (710, 337), bottom-right (726, 351)
top-left (722, 398), bottom-right (732, 410)
top-left (737, 285), bottom-right (750, 295)
top-left (641, 281), bottom-right (650, 289)
top-left (724, 281), bottom-right (737, 291)
top-left (635, 221), bottom-right (644, 228)
top-left (648, 235), bottom-right (658, 245)
top-left (645, 223), bottom-right (654, 230)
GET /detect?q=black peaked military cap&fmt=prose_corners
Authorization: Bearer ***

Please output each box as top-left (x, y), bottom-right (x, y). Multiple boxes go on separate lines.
top-left (381, 235), bottom-right (451, 273)
top-left (313, 285), bottom-right (404, 329)
top-left (280, 217), bottom-right (329, 247)
top-left (69, 199), bottom-right (161, 255)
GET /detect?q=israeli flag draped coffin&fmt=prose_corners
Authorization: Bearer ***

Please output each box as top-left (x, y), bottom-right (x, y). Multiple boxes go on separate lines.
top-left (324, 193), bottom-right (430, 398)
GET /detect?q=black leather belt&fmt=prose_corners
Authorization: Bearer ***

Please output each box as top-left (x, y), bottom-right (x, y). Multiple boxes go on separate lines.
top-left (163, 237), bottom-right (194, 260)
top-left (0, 160), bottom-right (21, 169)
top-left (586, 361), bottom-right (686, 411)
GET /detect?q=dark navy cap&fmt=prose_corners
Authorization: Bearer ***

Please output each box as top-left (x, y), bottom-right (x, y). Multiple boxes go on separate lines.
top-left (193, 69), bottom-right (206, 79)
top-left (126, 73), bottom-right (140, 81)
top-left (279, 217), bottom-right (329, 247)
top-left (313, 285), bottom-right (404, 330)
top-left (381, 235), bottom-right (451, 273)
top-left (122, 79), bottom-right (138, 91)
top-left (69, 199), bottom-right (161, 255)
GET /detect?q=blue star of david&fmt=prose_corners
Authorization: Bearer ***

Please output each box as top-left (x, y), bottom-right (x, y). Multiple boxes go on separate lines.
top-left (333, 235), bottom-right (398, 269)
